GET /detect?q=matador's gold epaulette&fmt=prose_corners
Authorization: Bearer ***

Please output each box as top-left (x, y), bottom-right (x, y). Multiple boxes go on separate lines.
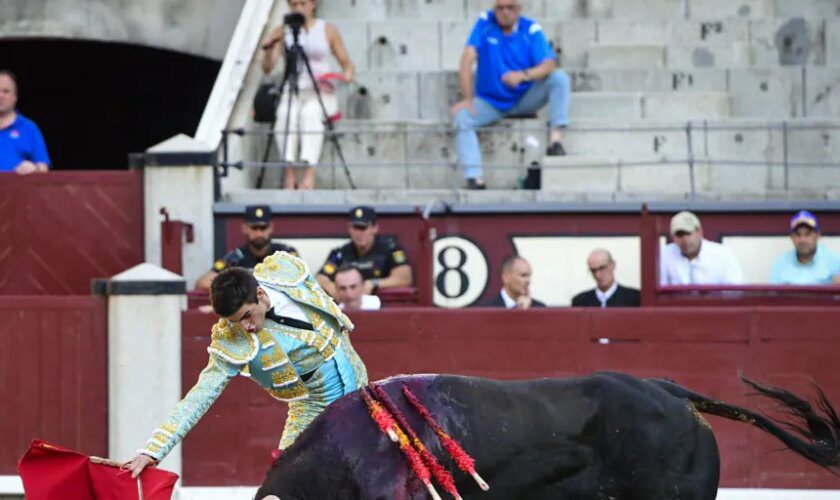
top-left (207, 319), bottom-right (259, 365)
top-left (254, 251), bottom-right (308, 288)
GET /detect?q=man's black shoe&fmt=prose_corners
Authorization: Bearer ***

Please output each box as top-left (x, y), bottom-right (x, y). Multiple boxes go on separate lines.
top-left (466, 178), bottom-right (486, 190)
top-left (546, 141), bottom-right (566, 156)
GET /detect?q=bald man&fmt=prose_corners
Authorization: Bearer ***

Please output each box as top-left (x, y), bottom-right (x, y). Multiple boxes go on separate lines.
top-left (571, 249), bottom-right (640, 308)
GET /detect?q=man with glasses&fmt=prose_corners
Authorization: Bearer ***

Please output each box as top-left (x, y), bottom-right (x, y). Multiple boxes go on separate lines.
top-left (126, 254), bottom-right (368, 477)
top-left (316, 206), bottom-right (412, 297)
top-left (572, 249), bottom-right (640, 307)
top-left (195, 205), bottom-right (299, 291)
top-left (452, 0), bottom-right (571, 189)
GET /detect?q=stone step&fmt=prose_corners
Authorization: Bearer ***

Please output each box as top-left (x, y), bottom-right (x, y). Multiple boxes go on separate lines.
top-left (586, 45), bottom-right (667, 68)
top-left (570, 91), bottom-right (730, 120)
top-left (335, 80), bottom-right (732, 121)
top-left (318, 0), bottom-right (840, 21)
top-left (244, 116), bottom-right (840, 191)
top-left (222, 185), bottom-right (840, 205)
top-left (541, 154), bottom-right (840, 195)
top-left (327, 17), bottom-right (835, 72)
top-left (340, 66), bottom-right (833, 120)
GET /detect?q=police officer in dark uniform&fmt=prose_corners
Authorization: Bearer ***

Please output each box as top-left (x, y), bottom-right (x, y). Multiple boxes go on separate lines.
top-left (195, 205), bottom-right (298, 290)
top-left (316, 206), bottom-right (413, 297)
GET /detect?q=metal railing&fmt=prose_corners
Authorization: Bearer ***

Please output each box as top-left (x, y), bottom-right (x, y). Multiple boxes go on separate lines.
top-left (219, 120), bottom-right (840, 194)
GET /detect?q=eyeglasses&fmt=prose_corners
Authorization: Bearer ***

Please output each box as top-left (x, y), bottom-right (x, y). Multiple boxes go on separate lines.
top-left (248, 224), bottom-right (270, 231)
top-left (494, 4), bottom-right (518, 11)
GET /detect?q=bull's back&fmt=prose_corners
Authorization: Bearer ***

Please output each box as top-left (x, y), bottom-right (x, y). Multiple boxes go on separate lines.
top-left (261, 373), bottom-right (719, 499)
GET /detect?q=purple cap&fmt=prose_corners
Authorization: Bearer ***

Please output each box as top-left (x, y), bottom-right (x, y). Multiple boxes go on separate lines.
top-left (789, 210), bottom-right (819, 232)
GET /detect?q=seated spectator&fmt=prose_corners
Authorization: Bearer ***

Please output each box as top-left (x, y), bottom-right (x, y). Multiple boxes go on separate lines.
top-left (770, 210), bottom-right (840, 285)
top-left (334, 265), bottom-right (382, 311)
top-left (572, 249), bottom-right (640, 307)
top-left (660, 211), bottom-right (744, 285)
top-left (452, 0), bottom-right (571, 189)
top-left (480, 255), bottom-right (545, 308)
top-left (0, 70), bottom-right (50, 174)
top-left (195, 205), bottom-right (298, 290)
top-left (317, 206), bottom-right (412, 297)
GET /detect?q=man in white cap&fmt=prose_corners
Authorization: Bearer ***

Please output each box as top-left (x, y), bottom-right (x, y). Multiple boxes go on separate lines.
top-left (659, 211), bottom-right (744, 285)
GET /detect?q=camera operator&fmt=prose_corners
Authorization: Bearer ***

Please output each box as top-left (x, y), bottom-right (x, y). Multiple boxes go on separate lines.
top-left (261, 0), bottom-right (355, 190)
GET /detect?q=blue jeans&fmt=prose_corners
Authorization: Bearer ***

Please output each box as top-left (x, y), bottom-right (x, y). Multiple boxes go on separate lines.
top-left (453, 69), bottom-right (571, 180)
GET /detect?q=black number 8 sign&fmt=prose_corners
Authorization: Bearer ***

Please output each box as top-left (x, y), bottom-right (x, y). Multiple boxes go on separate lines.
top-left (433, 236), bottom-right (488, 308)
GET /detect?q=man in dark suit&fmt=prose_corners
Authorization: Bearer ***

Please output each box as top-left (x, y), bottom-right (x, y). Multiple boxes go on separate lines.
top-left (481, 255), bottom-right (546, 308)
top-left (571, 248), bottom-right (640, 308)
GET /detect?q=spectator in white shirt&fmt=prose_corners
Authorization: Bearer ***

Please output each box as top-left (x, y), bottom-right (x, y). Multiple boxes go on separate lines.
top-left (334, 265), bottom-right (381, 311)
top-left (659, 211), bottom-right (744, 285)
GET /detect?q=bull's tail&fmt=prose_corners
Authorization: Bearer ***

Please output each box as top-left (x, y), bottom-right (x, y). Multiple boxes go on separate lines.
top-left (650, 375), bottom-right (840, 471)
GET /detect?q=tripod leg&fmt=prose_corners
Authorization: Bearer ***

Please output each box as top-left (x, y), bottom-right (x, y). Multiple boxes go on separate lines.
top-left (298, 47), bottom-right (356, 189)
top-left (257, 72), bottom-right (291, 189)
top-left (325, 121), bottom-right (355, 189)
top-left (258, 46), bottom-right (299, 190)
top-left (279, 82), bottom-right (297, 189)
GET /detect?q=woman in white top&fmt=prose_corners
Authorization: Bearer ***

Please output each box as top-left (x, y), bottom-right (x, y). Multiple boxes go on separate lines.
top-left (261, 0), bottom-right (354, 190)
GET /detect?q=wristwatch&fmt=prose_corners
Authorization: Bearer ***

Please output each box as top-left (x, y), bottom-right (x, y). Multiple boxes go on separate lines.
top-left (371, 278), bottom-right (381, 292)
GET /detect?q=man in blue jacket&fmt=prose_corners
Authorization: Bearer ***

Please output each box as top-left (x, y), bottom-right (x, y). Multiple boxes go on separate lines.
top-left (452, 0), bottom-right (570, 189)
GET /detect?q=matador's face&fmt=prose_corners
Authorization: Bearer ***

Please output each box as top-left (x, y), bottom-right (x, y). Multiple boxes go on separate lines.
top-left (225, 287), bottom-right (270, 334)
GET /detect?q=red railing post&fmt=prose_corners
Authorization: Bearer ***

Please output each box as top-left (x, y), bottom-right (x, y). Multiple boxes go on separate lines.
top-left (415, 207), bottom-right (435, 307)
top-left (160, 207), bottom-right (194, 276)
top-left (640, 204), bottom-right (659, 307)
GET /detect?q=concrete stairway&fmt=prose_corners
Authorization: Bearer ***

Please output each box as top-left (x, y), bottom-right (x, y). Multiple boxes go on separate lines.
top-left (220, 0), bottom-right (840, 200)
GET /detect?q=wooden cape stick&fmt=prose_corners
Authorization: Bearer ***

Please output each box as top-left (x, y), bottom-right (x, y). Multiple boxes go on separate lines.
top-left (402, 384), bottom-right (490, 491)
top-left (370, 383), bottom-right (462, 500)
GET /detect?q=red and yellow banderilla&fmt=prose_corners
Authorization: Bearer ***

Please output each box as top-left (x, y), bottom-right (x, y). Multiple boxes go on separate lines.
top-left (370, 383), bottom-right (462, 500)
top-left (402, 384), bottom-right (490, 491)
top-left (360, 386), bottom-right (442, 500)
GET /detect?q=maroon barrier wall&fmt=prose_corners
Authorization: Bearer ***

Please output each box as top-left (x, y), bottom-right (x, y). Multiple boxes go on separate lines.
top-left (221, 209), bottom-right (840, 307)
top-left (0, 172), bottom-right (144, 295)
top-left (0, 296), bottom-right (108, 474)
top-left (180, 307), bottom-right (840, 489)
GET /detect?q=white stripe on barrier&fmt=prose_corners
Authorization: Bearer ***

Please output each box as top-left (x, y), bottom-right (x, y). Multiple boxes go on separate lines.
top-left (0, 475), bottom-right (23, 494)
top-left (176, 487), bottom-right (840, 500)
top-left (3, 478), bottom-right (838, 500)
top-left (718, 489), bottom-right (840, 500)
top-left (178, 486), bottom-right (258, 499)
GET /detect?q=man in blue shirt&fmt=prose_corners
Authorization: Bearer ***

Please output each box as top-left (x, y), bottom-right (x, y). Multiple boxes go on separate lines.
top-left (0, 70), bottom-right (51, 174)
top-left (770, 210), bottom-right (840, 285)
top-left (452, 0), bottom-right (570, 189)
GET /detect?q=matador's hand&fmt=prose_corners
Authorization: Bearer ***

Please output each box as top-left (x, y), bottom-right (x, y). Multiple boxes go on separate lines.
top-left (124, 454), bottom-right (157, 478)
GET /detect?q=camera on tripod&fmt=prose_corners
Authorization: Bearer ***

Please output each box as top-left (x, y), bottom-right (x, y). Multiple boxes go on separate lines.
top-left (284, 12), bottom-right (305, 34)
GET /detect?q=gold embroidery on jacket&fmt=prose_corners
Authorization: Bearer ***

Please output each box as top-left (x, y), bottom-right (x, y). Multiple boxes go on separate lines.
top-left (260, 350), bottom-right (289, 370)
top-left (268, 384), bottom-right (308, 402)
top-left (258, 330), bottom-right (276, 348)
top-left (271, 364), bottom-right (300, 387)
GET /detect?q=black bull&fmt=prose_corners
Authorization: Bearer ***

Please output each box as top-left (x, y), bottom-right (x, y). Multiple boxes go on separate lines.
top-left (257, 372), bottom-right (840, 499)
